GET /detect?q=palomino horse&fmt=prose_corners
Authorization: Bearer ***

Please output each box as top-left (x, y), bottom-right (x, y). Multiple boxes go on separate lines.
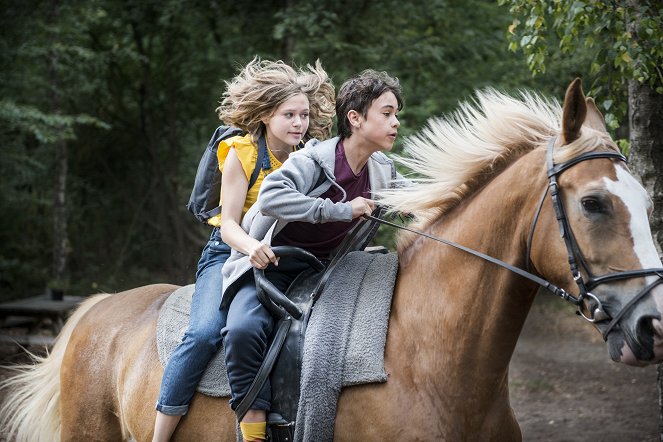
top-left (2, 79), bottom-right (663, 441)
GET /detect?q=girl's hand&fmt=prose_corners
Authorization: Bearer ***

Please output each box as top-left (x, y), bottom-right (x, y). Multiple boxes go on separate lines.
top-left (248, 242), bottom-right (279, 269)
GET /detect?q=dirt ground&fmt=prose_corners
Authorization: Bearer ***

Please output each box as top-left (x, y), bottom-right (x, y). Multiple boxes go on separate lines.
top-left (0, 294), bottom-right (660, 441)
top-left (510, 294), bottom-right (660, 442)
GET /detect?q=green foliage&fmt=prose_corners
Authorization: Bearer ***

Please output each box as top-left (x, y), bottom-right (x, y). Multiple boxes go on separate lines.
top-left (499, 0), bottom-right (663, 130)
top-left (0, 0), bottom-right (600, 301)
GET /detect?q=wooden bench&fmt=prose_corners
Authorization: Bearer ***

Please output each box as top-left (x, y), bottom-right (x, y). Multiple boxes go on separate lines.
top-left (0, 294), bottom-right (85, 347)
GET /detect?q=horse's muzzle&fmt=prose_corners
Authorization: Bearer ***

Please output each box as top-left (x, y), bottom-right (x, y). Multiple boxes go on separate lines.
top-left (606, 313), bottom-right (663, 366)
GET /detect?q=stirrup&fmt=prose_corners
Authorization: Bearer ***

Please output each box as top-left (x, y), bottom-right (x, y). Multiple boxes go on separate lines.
top-left (267, 412), bottom-right (294, 442)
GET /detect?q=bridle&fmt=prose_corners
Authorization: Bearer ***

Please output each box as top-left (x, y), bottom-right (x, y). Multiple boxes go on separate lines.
top-left (367, 136), bottom-right (663, 340)
top-left (531, 137), bottom-right (663, 337)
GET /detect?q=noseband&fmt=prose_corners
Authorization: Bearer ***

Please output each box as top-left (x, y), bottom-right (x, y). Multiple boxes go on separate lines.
top-left (367, 136), bottom-right (663, 341)
top-left (527, 137), bottom-right (663, 339)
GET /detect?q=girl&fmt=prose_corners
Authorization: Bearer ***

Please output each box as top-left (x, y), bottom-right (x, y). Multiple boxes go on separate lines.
top-left (152, 58), bottom-right (335, 442)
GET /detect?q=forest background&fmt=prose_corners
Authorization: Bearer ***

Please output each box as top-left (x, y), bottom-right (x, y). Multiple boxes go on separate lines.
top-left (1, 0), bottom-right (661, 302)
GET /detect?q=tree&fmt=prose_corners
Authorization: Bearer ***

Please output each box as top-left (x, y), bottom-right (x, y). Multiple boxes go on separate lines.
top-left (0, 0), bottom-right (109, 298)
top-left (499, 0), bottom-right (663, 434)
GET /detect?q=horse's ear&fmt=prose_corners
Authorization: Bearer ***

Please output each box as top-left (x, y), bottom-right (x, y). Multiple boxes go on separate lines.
top-left (560, 78), bottom-right (587, 144)
top-left (584, 97), bottom-right (609, 135)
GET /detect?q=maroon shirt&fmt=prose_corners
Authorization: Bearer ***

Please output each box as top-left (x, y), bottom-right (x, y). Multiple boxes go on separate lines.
top-left (272, 140), bottom-right (371, 259)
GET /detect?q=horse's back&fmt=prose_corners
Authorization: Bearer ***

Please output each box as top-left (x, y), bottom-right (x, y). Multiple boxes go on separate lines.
top-left (60, 284), bottom-right (237, 441)
top-left (60, 284), bottom-right (175, 440)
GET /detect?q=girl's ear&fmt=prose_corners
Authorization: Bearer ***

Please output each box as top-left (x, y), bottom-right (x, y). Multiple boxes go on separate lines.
top-left (347, 110), bottom-right (362, 129)
top-left (261, 115), bottom-right (272, 126)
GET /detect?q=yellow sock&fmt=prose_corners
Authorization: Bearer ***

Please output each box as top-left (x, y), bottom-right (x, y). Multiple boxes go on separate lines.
top-left (240, 421), bottom-right (266, 441)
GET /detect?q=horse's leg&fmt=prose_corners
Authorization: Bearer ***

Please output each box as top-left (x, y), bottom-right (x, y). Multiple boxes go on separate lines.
top-left (59, 284), bottom-right (178, 441)
top-left (479, 400), bottom-right (521, 442)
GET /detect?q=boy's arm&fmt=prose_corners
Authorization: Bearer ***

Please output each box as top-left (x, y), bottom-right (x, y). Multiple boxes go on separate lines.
top-left (259, 154), bottom-right (352, 224)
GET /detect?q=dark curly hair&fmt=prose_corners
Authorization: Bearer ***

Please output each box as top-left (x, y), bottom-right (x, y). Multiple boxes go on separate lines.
top-left (336, 69), bottom-right (403, 139)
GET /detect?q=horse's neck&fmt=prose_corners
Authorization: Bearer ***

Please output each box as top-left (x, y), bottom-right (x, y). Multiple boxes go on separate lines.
top-left (391, 151), bottom-right (544, 403)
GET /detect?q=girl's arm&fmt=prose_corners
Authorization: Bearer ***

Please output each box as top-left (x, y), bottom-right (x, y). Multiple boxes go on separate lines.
top-left (220, 148), bottom-right (277, 269)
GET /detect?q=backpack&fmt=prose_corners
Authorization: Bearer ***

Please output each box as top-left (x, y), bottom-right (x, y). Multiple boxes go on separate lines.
top-left (186, 126), bottom-right (269, 223)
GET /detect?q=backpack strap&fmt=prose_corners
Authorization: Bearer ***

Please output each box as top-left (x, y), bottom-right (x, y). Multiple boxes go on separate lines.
top-left (248, 134), bottom-right (300, 189)
top-left (249, 134), bottom-right (270, 190)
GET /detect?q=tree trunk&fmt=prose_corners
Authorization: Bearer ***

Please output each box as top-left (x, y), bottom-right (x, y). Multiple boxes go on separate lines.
top-left (280, 0), bottom-right (295, 62)
top-left (49, 1), bottom-right (69, 300)
top-left (52, 136), bottom-right (68, 298)
top-left (628, 80), bottom-right (663, 253)
top-left (624, 0), bottom-right (663, 435)
top-left (627, 79), bottom-right (663, 439)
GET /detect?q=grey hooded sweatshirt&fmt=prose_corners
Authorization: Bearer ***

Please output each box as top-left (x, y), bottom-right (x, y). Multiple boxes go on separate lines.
top-left (220, 136), bottom-right (405, 306)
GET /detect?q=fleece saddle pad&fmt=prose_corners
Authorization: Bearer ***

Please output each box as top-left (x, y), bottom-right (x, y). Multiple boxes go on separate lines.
top-left (156, 250), bottom-right (399, 399)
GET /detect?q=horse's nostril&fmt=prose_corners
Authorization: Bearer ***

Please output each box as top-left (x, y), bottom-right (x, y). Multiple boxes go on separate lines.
top-left (651, 318), bottom-right (663, 340)
top-left (636, 316), bottom-right (659, 343)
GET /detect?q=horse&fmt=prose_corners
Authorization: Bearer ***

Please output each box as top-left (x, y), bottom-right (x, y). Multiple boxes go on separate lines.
top-left (2, 78), bottom-right (662, 441)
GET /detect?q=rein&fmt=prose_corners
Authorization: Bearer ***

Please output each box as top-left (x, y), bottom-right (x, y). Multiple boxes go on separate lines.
top-left (369, 137), bottom-right (663, 341)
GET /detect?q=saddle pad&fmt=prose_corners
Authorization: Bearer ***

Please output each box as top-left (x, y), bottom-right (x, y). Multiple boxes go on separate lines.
top-left (294, 250), bottom-right (398, 442)
top-left (155, 251), bottom-right (398, 400)
top-left (155, 284), bottom-right (230, 397)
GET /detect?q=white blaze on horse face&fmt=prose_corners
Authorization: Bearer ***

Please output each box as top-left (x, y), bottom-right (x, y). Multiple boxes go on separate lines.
top-left (603, 165), bottom-right (662, 268)
top-left (604, 164), bottom-right (663, 364)
top-left (604, 165), bottom-right (663, 302)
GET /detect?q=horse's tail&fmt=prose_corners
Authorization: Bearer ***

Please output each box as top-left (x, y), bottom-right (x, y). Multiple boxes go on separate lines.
top-left (0, 293), bottom-right (111, 442)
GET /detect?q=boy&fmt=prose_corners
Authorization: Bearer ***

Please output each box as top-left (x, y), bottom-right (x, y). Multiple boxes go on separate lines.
top-left (221, 70), bottom-right (404, 442)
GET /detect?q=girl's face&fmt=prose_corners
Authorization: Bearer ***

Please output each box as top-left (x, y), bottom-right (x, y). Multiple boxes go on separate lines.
top-left (263, 93), bottom-right (310, 151)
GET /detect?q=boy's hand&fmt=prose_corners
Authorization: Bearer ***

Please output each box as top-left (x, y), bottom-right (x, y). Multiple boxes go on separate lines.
top-left (350, 197), bottom-right (375, 220)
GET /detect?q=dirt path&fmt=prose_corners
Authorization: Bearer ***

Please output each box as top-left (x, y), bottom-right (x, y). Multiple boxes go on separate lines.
top-left (510, 294), bottom-right (660, 441)
top-left (0, 294), bottom-right (660, 441)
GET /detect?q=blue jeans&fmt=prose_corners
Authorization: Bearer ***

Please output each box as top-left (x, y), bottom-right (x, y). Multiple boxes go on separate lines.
top-left (222, 258), bottom-right (311, 413)
top-left (156, 227), bottom-right (231, 416)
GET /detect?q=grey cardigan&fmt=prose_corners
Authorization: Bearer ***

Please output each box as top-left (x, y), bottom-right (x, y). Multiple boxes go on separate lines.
top-left (221, 136), bottom-right (404, 305)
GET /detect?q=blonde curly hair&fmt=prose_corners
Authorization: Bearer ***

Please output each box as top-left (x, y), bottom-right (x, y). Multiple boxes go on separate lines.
top-left (216, 58), bottom-right (335, 143)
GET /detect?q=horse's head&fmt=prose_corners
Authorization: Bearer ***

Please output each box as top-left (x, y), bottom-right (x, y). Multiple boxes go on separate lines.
top-left (531, 79), bottom-right (663, 366)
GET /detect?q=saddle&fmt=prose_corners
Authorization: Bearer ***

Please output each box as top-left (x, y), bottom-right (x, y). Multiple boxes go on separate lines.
top-left (249, 247), bottom-right (397, 442)
top-left (156, 250), bottom-right (397, 440)
top-left (156, 216), bottom-right (399, 442)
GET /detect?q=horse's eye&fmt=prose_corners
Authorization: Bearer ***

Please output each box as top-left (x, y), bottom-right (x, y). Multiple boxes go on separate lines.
top-left (581, 197), bottom-right (603, 213)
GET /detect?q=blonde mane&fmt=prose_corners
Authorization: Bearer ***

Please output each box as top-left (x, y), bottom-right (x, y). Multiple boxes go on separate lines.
top-left (379, 88), bottom-right (618, 225)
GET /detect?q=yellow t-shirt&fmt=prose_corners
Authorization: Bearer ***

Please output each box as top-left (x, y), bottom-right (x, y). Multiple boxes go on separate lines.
top-left (207, 134), bottom-right (287, 227)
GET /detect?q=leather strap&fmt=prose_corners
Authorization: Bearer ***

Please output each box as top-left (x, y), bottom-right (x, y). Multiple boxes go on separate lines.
top-left (311, 209), bottom-right (383, 302)
top-left (364, 213), bottom-right (578, 302)
top-left (601, 273), bottom-right (663, 340)
top-left (235, 317), bottom-right (292, 422)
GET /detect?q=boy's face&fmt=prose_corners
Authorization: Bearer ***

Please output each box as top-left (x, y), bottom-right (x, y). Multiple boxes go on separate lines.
top-left (355, 91), bottom-right (400, 152)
